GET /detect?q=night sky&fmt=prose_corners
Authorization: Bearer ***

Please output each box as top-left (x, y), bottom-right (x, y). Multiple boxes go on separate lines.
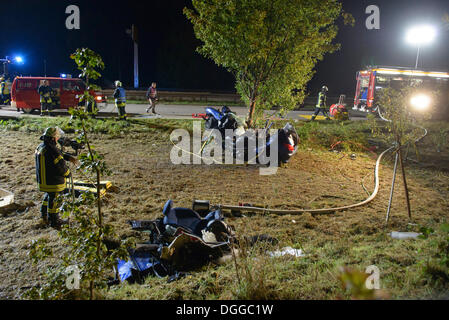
top-left (1, 0), bottom-right (448, 96)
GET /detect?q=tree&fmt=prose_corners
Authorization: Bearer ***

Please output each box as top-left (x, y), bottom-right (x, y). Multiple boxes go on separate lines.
top-left (370, 87), bottom-right (435, 223)
top-left (184, 0), bottom-right (353, 127)
top-left (27, 49), bottom-right (130, 300)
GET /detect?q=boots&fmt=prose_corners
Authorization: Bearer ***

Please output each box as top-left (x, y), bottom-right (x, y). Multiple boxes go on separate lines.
top-left (48, 213), bottom-right (69, 230)
top-left (41, 211), bottom-right (48, 225)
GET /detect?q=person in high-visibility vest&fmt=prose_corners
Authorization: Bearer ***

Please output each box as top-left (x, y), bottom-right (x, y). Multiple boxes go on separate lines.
top-left (35, 127), bottom-right (78, 228)
top-left (311, 86), bottom-right (330, 121)
top-left (0, 76), bottom-right (10, 105)
top-left (113, 80), bottom-right (127, 120)
top-left (37, 80), bottom-right (54, 116)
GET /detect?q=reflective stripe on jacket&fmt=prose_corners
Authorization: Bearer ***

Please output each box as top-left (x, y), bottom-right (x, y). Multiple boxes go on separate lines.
top-left (38, 85), bottom-right (53, 103)
top-left (113, 87), bottom-right (126, 104)
top-left (316, 92), bottom-right (327, 108)
top-left (35, 142), bottom-right (70, 192)
top-left (0, 81), bottom-right (9, 95)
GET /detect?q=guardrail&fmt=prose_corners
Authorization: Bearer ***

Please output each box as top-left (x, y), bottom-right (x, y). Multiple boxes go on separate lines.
top-left (102, 90), bottom-right (346, 109)
top-left (103, 90), bottom-right (244, 104)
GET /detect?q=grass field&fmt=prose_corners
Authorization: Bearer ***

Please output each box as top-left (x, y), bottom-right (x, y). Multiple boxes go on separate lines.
top-left (0, 117), bottom-right (448, 300)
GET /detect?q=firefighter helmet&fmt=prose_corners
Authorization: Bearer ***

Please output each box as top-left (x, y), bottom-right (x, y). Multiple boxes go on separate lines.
top-left (321, 86), bottom-right (328, 93)
top-left (115, 80), bottom-right (122, 87)
top-left (42, 127), bottom-right (64, 140)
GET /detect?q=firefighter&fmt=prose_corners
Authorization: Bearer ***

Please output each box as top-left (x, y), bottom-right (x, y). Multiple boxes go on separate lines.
top-left (113, 80), bottom-right (127, 120)
top-left (311, 86), bottom-right (330, 121)
top-left (37, 80), bottom-right (54, 116)
top-left (35, 127), bottom-right (78, 228)
top-left (0, 76), bottom-right (10, 105)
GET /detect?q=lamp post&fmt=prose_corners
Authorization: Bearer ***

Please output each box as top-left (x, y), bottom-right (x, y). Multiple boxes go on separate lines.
top-left (0, 56), bottom-right (24, 76)
top-left (126, 25), bottom-right (139, 89)
top-left (406, 25), bottom-right (436, 69)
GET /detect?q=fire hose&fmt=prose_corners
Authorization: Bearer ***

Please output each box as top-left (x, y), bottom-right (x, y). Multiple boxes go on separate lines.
top-left (215, 109), bottom-right (428, 216)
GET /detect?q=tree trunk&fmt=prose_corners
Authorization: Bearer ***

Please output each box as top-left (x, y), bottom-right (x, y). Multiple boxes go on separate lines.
top-left (247, 99), bottom-right (256, 128)
top-left (398, 144), bottom-right (412, 220)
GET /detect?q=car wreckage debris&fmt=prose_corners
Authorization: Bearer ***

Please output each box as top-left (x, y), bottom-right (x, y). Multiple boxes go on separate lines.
top-left (106, 200), bottom-right (278, 284)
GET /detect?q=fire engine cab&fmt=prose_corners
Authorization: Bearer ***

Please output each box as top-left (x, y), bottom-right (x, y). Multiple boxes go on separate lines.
top-left (353, 66), bottom-right (449, 113)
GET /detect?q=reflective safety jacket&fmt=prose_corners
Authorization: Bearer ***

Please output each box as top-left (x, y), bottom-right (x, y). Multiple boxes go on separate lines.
top-left (35, 141), bottom-right (71, 192)
top-left (38, 85), bottom-right (53, 103)
top-left (0, 81), bottom-right (9, 95)
top-left (113, 87), bottom-right (126, 106)
top-left (316, 92), bottom-right (327, 109)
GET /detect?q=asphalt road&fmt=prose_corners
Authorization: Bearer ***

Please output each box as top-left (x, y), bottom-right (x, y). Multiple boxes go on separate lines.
top-left (0, 103), bottom-right (367, 121)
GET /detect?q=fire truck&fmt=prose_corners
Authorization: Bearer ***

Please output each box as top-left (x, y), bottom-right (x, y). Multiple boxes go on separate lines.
top-left (353, 66), bottom-right (449, 114)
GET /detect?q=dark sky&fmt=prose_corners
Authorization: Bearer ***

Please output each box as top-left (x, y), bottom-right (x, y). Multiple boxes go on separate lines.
top-left (1, 0), bottom-right (448, 96)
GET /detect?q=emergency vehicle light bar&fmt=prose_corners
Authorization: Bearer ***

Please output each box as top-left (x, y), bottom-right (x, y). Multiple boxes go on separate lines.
top-left (373, 68), bottom-right (449, 78)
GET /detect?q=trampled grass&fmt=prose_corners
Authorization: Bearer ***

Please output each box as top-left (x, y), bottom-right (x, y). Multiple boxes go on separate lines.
top-left (0, 118), bottom-right (448, 299)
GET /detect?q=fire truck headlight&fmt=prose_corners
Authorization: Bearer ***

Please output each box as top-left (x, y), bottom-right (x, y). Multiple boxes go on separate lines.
top-left (410, 94), bottom-right (431, 111)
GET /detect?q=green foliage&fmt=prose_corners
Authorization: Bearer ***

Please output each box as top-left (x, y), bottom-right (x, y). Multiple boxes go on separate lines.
top-left (25, 49), bottom-right (131, 300)
top-left (230, 238), bottom-right (275, 300)
top-left (184, 0), bottom-right (352, 126)
top-left (70, 48), bottom-right (105, 112)
top-left (370, 87), bottom-right (434, 147)
top-left (437, 223), bottom-right (449, 268)
top-left (431, 127), bottom-right (448, 153)
top-left (337, 267), bottom-right (389, 300)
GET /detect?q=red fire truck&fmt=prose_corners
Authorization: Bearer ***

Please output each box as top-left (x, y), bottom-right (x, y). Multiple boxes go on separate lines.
top-left (353, 66), bottom-right (449, 113)
top-left (11, 77), bottom-right (107, 113)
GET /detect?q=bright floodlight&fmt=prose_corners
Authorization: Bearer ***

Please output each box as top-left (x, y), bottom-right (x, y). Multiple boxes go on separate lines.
top-left (14, 56), bottom-right (23, 63)
top-left (410, 94), bottom-right (431, 111)
top-left (406, 25), bottom-right (436, 46)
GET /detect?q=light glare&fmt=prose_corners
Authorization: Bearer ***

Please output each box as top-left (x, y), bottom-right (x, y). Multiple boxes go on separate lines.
top-left (410, 94), bottom-right (431, 111)
top-left (406, 25), bottom-right (436, 46)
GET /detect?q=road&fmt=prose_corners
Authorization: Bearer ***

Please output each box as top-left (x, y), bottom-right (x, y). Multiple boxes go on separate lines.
top-left (0, 103), bottom-right (367, 121)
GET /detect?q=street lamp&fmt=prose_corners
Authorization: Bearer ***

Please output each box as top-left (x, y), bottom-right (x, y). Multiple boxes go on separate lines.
top-left (406, 25), bottom-right (436, 69)
top-left (0, 56), bottom-right (25, 75)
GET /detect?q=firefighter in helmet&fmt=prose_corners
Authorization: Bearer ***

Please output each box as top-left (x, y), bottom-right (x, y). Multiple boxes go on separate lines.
top-left (0, 76), bottom-right (11, 105)
top-left (113, 80), bottom-right (127, 120)
top-left (35, 127), bottom-right (78, 228)
top-left (311, 85), bottom-right (330, 121)
top-left (37, 80), bottom-right (54, 116)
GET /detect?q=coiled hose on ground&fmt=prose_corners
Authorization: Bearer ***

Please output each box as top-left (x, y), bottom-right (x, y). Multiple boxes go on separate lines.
top-left (216, 110), bottom-right (428, 216)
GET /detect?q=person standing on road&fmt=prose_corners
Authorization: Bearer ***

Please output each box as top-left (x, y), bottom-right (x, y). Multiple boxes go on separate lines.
top-left (146, 82), bottom-right (158, 114)
top-left (35, 127), bottom-right (78, 229)
top-left (113, 80), bottom-right (127, 120)
top-left (311, 85), bottom-right (330, 121)
top-left (38, 80), bottom-right (54, 116)
top-left (0, 76), bottom-right (11, 105)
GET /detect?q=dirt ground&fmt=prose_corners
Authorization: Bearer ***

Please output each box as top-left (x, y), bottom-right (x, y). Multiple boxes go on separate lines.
top-left (0, 120), bottom-right (448, 299)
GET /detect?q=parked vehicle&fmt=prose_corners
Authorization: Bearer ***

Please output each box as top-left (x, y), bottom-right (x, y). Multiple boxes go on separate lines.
top-left (353, 66), bottom-right (449, 114)
top-left (11, 76), bottom-right (107, 114)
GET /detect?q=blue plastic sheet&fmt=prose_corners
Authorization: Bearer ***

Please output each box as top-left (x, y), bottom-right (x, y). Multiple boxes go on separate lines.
top-left (117, 254), bottom-right (155, 282)
top-left (117, 259), bottom-right (134, 282)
